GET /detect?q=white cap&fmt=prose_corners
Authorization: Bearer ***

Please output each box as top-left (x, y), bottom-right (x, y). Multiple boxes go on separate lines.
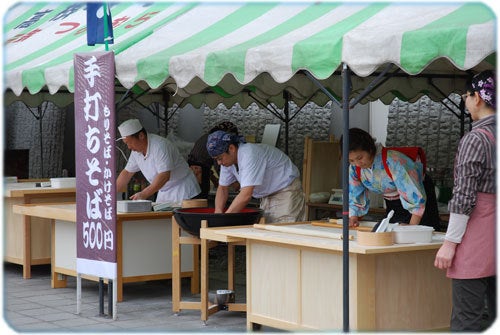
top-left (117, 119), bottom-right (143, 139)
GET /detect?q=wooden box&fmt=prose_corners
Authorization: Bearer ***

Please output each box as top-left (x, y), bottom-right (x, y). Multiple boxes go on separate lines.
top-left (302, 136), bottom-right (341, 216)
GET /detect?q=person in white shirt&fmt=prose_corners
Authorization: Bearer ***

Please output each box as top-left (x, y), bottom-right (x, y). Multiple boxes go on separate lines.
top-left (116, 119), bottom-right (200, 205)
top-left (207, 130), bottom-right (305, 223)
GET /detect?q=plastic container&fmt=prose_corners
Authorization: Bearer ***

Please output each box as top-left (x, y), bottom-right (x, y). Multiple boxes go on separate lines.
top-left (309, 192), bottom-right (330, 203)
top-left (117, 200), bottom-right (152, 213)
top-left (329, 189), bottom-right (343, 205)
top-left (392, 225), bottom-right (434, 244)
top-left (50, 177), bottom-right (76, 188)
top-left (4, 176), bottom-right (18, 183)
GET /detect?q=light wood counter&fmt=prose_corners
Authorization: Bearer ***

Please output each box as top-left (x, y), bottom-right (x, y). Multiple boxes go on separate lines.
top-left (4, 186), bottom-right (76, 198)
top-left (13, 203), bottom-right (195, 302)
top-left (200, 223), bottom-right (451, 332)
top-left (4, 184), bottom-right (76, 278)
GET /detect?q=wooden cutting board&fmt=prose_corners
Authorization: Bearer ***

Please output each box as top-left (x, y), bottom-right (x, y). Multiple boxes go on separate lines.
top-left (253, 223), bottom-right (353, 240)
top-left (310, 220), bottom-right (374, 232)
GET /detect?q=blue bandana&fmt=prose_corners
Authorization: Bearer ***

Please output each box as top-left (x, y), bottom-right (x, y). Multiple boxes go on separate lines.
top-left (206, 130), bottom-right (246, 157)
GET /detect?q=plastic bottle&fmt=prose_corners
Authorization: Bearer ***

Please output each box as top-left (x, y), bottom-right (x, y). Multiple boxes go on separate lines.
top-left (133, 178), bottom-right (141, 193)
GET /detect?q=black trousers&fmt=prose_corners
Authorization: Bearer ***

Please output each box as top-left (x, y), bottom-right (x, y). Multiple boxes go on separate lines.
top-left (385, 174), bottom-right (440, 230)
top-left (451, 276), bottom-right (496, 331)
top-left (188, 160), bottom-right (211, 199)
top-left (198, 165), bottom-right (211, 199)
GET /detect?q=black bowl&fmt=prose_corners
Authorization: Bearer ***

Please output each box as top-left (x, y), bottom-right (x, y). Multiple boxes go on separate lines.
top-left (173, 207), bottom-right (263, 237)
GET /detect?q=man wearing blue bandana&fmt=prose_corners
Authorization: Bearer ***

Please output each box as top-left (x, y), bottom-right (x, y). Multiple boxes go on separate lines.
top-left (207, 130), bottom-right (305, 223)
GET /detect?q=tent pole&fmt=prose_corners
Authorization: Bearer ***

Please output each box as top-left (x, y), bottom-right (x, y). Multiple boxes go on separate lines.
top-left (304, 72), bottom-right (342, 109)
top-left (460, 102), bottom-right (466, 136)
top-left (283, 91), bottom-right (290, 154)
top-left (341, 63), bottom-right (351, 333)
top-left (38, 106), bottom-right (44, 177)
top-left (163, 92), bottom-right (170, 136)
top-left (23, 101), bottom-right (47, 178)
top-left (349, 64), bottom-right (397, 108)
top-left (305, 66), bottom-right (351, 332)
top-left (428, 79), bottom-right (472, 134)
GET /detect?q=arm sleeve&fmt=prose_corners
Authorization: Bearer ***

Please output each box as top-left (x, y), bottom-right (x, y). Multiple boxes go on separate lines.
top-left (218, 166), bottom-right (237, 187)
top-left (448, 134), bottom-right (486, 215)
top-left (238, 146), bottom-right (265, 188)
top-left (445, 212), bottom-right (469, 243)
top-left (348, 165), bottom-right (370, 217)
top-left (386, 151), bottom-right (426, 216)
top-left (124, 153), bottom-right (140, 173)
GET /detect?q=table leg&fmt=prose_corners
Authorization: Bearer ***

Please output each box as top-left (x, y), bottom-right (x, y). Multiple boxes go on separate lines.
top-left (227, 244), bottom-right (235, 290)
top-left (51, 272), bottom-right (68, 288)
top-left (51, 220), bottom-right (67, 288)
top-left (23, 214), bottom-right (32, 279)
top-left (172, 217), bottom-right (181, 313)
top-left (201, 220), bottom-right (209, 322)
top-left (116, 220), bottom-right (123, 302)
top-left (191, 244), bottom-right (200, 294)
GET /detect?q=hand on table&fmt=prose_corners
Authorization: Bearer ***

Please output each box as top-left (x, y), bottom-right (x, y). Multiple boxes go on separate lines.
top-left (130, 192), bottom-right (144, 200)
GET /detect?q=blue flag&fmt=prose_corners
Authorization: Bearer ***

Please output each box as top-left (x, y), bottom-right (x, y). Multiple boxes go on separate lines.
top-left (87, 3), bottom-right (114, 46)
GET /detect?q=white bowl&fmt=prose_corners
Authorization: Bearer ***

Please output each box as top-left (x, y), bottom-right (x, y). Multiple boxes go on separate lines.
top-left (392, 225), bottom-right (434, 244)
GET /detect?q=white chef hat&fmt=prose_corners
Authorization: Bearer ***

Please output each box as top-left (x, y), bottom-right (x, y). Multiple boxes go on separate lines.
top-left (117, 119), bottom-right (143, 140)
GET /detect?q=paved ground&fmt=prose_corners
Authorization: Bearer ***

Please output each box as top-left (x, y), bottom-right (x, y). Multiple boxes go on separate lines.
top-left (2, 247), bottom-right (279, 334)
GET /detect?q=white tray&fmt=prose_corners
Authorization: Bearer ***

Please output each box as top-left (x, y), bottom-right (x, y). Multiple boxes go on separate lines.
top-left (50, 177), bottom-right (76, 188)
top-left (117, 200), bottom-right (152, 213)
top-left (392, 225), bottom-right (434, 244)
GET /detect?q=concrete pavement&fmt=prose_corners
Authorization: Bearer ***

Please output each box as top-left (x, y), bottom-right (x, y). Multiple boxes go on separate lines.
top-left (2, 254), bottom-right (261, 334)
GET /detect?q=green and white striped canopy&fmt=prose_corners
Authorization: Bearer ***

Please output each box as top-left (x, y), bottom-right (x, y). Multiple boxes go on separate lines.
top-left (4, 2), bottom-right (496, 108)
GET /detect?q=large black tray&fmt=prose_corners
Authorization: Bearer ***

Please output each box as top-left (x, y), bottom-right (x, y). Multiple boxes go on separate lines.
top-left (173, 207), bottom-right (263, 237)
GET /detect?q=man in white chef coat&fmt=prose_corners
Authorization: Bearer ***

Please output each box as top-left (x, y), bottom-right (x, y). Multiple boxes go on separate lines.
top-left (207, 130), bottom-right (305, 223)
top-left (116, 119), bottom-right (200, 205)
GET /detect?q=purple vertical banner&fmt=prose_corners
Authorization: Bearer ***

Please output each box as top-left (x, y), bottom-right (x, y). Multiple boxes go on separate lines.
top-left (74, 51), bottom-right (116, 279)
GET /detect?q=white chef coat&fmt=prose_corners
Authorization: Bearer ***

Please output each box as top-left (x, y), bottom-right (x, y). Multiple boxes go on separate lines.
top-left (125, 133), bottom-right (200, 203)
top-left (218, 143), bottom-right (299, 198)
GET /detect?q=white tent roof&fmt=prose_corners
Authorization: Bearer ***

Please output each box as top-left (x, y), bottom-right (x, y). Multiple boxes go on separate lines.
top-left (4, 2), bottom-right (496, 108)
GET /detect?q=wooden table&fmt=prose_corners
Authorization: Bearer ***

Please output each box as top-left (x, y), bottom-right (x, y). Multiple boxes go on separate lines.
top-left (200, 223), bottom-right (452, 331)
top-left (13, 203), bottom-right (196, 301)
top-left (4, 184), bottom-right (76, 278)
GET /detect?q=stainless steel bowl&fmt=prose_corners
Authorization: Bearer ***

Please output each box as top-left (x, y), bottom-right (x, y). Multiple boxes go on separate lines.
top-left (209, 289), bottom-right (235, 306)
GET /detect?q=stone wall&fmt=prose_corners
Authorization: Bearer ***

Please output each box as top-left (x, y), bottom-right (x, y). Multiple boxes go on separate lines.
top-left (5, 95), bottom-right (470, 186)
top-left (4, 101), bottom-right (65, 178)
top-left (82, 101), bottom-right (334, 177)
top-left (386, 95), bottom-right (471, 187)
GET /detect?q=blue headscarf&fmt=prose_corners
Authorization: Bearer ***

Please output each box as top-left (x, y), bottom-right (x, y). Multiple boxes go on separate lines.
top-left (206, 130), bottom-right (246, 157)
